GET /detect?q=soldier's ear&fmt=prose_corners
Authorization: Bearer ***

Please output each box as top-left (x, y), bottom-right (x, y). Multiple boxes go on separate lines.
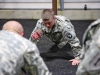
top-left (20, 32), bottom-right (24, 36)
top-left (54, 16), bottom-right (56, 19)
top-left (53, 16), bottom-right (56, 20)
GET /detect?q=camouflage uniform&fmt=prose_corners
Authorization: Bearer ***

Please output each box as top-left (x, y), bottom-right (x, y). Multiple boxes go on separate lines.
top-left (76, 19), bottom-right (100, 75)
top-left (29, 15), bottom-right (82, 59)
top-left (0, 30), bottom-right (52, 75)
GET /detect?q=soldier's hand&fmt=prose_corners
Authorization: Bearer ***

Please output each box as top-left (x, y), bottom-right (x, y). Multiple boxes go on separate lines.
top-left (31, 29), bottom-right (43, 40)
top-left (69, 59), bottom-right (80, 66)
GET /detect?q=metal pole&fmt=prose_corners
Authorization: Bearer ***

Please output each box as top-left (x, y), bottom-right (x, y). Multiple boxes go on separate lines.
top-left (59, 0), bottom-right (64, 11)
top-left (52, 0), bottom-right (57, 15)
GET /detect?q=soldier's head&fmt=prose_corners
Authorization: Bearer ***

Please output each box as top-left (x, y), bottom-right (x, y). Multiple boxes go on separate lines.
top-left (2, 21), bottom-right (24, 36)
top-left (41, 9), bottom-right (56, 29)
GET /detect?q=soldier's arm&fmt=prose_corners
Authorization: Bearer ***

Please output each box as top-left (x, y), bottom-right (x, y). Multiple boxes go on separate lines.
top-left (29, 20), bottom-right (43, 44)
top-left (62, 21), bottom-right (82, 59)
top-left (23, 43), bottom-right (52, 75)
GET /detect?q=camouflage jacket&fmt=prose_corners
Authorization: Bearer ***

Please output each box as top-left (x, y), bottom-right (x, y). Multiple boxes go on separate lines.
top-left (0, 30), bottom-right (52, 75)
top-left (76, 19), bottom-right (100, 75)
top-left (30, 15), bottom-right (82, 59)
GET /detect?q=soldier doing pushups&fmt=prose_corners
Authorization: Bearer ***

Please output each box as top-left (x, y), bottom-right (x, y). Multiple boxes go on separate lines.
top-left (29, 9), bottom-right (82, 66)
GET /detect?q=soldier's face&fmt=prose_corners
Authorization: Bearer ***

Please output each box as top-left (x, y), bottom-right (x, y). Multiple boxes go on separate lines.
top-left (43, 17), bottom-right (55, 29)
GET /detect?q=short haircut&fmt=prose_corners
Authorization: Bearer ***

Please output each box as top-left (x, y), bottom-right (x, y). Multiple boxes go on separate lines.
top-left (41, 9), bottom-right (55, 20)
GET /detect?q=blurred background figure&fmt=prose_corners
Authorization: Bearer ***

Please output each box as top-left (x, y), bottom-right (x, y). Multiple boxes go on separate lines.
top-left (76, 19), bottom-right (100, 75)
top-left (0, 21), bottom-right (52, 75)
